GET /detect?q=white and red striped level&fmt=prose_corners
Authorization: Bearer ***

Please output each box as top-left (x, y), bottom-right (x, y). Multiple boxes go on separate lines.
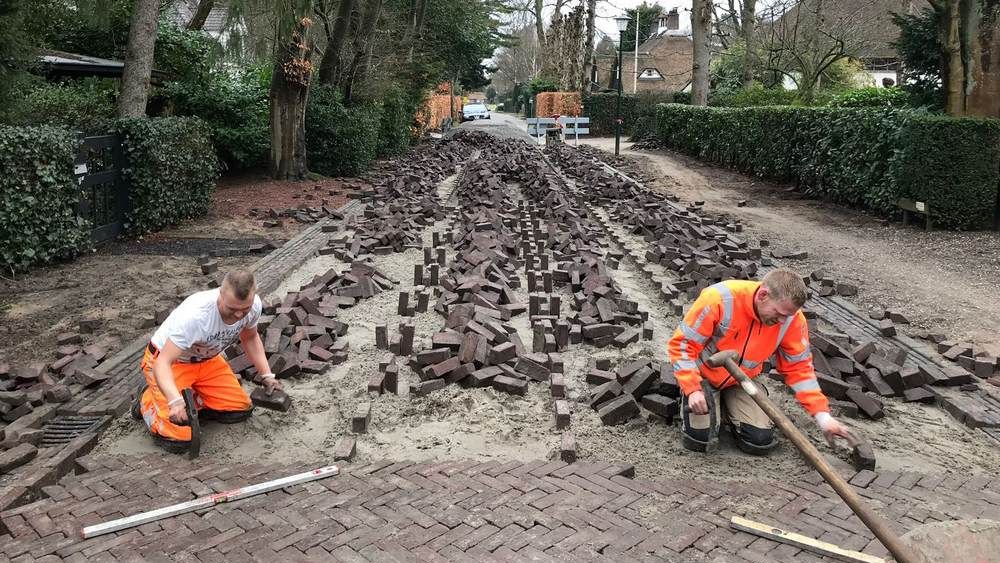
top-left (80, 464), bottom-right (340, 539)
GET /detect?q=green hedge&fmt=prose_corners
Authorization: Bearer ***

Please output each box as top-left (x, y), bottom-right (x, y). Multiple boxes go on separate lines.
top-left (584, 93), bottom-right (638, 136)
top-left (306, 85), bottom-right (381, 177)
top-left (584, 92), bottom-right (677, 136)
top-left (115, 117), bottom-right (219, 234)
top-left (3, 78), bottom-right (117, 134)
top-left (0, 126), bottom-right (89, 272)
top-left (892, 117), bottom-right (1000, 229)
top-left (654, 104), bottom-right (1000, 229)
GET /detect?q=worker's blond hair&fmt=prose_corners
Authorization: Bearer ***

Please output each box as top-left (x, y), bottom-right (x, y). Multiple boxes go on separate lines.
top-left (222, 270), bottom-right (256, 300)
top-left (761, 268), bottom-right (808, 308)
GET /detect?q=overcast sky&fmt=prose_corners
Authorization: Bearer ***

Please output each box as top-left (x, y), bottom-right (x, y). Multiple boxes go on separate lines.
top-left (592, 0), bottom-right (693, 40)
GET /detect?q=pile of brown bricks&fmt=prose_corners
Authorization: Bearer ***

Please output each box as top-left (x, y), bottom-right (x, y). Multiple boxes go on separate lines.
top-left (391, 156), bottom-right (535, 397)
top-left (321, 138), bottom-right (474, 260)
top-left (0, 331), bottom-right (120, 432)
top-left (586, 358), bottom-right (681, 426)
top-left (230, 262), bottom-right (396, 392)
top-left (251, 202), bottom-right (345, 229)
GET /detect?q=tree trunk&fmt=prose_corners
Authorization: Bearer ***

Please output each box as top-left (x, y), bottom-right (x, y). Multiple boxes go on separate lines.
top-left (965, 9), bottom-right (1000, 117)
top-left (343, 0), bottom-right (383, 103)
top-left (741, 0), bottom-right (757, 89)
top-left (407, 0), bottom-right (428, 63)
top-left (580, 0), bottom-right (597, 93)
top-left (117, 0), bottom-right (159, 117)
top-left (944, 0), bottom-right (966, 115)
top-left (534, 0), bottom-right (546, 68)
top-left (186, 0), bottom-right (215, 30)
top-left (270, 19), bottom-right (313, 180)
top-left (318, 0), bottom-right (354, 85)
top-left (691, 0), bottom-right (712, 105)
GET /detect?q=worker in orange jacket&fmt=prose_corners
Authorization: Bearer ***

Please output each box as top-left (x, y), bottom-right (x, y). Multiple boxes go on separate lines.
top-left (667, 268), bottom-right (851, 455)
top-left (132, 270), bottom-right (282, 453)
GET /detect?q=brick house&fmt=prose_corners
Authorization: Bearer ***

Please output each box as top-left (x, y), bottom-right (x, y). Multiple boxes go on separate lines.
top-left (592, 9), bottom-right (692, 94)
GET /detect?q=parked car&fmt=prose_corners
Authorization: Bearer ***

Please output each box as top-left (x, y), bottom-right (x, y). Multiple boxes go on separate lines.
top-left (461, 103), bottom-right (490, 121)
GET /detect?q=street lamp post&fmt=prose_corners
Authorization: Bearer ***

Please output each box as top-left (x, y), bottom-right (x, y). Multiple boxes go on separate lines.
top-left (614, 15), bottom-right (629, 156)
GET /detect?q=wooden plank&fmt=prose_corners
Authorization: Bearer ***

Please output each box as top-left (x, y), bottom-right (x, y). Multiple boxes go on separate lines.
top-left (730, 516), bottom-right (885, 563)
top-left (80, 465), bottom-right (340, 539)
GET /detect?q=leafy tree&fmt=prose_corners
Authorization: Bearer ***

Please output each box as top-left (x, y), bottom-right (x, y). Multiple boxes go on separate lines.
top-left (892, 8), bottom-right (945, 110)
top-left (620, 2), bottom-right (663, 53)
top-left (0, 0), bottom-right (31, 111)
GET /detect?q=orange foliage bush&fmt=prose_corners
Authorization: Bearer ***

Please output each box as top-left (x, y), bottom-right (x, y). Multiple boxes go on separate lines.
top-left (535, 92), bottom-right (582, 117)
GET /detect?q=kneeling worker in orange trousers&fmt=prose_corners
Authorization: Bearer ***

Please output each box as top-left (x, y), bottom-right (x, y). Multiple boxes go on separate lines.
top-left (134, 270), bottom-right (282, 453)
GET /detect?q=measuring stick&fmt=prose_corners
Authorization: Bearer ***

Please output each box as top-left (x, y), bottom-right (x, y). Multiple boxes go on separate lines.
top-left (731, 516), bottom-right (886, 563)
top-left (80, 464), bottom-right (340, 539)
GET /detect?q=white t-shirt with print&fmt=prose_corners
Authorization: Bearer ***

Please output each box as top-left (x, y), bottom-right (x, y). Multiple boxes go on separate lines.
top-left (151, 288), bottom-right (262, 362)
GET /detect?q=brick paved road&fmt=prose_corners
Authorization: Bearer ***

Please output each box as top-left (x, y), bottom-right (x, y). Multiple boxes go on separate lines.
top-left (3, 455), bottom-right (999, 562)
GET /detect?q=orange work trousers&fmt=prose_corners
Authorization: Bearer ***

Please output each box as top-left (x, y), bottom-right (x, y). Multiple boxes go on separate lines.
top-left (139, 347), bottom-right (251, 441)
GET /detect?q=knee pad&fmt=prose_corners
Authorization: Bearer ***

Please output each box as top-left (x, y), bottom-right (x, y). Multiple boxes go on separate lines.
top-left (738, 424), bottom-right (775, 446)
top-left (734, 423), bottom-right (777, 455)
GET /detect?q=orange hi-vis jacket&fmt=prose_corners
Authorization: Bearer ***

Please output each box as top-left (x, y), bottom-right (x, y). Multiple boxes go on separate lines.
top-left (667, 280), bottom-right (830, 417)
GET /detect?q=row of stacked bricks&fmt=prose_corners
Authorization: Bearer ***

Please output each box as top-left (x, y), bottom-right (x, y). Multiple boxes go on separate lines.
top-left (321, 136), bottom-right (472, 260)
top-left (546, 142), bottom-right (982, 426)
top-left (515, 144), bottom-right (683, 433)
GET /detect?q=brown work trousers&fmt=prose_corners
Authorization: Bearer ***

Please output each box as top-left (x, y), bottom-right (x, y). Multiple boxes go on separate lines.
top-left (681, 383), bottom-right (774, 446)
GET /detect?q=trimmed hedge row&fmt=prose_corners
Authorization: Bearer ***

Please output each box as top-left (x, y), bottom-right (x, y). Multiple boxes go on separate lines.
top-left (0, 126), bottom-right (88, 272)
top-left (0, 117), bottom-right (219, 271)
top-left (584, 92), bottom-right (679, 136)
top-left (115, 117), bottom-right (220, 235)
top-left (654, 104), bottom-right (1000, 230)
top-left (893, 117), bottom-right (1000, 229)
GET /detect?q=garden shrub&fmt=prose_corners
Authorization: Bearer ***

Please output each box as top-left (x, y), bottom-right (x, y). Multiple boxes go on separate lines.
top-left (115, 117), bottom-right (219, 234)
top-left (376, 83), bottom-right (415, 156)
top-left (709, 86), bottom-right (799, 108)
top-left (164, 71), bottom-right (269, 170)
top-left (828, 87), bottom-right (910, 109)
top-left (3, 78), bottom-right (117, 133)
top-left (306, 85), bottom-right (381, 177)
top-left (0, 126), bottom-right (88, 272)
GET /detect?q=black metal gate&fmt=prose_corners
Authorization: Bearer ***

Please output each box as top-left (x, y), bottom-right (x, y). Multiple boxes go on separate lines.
top-left (75, 134), bottom-right (130, 244)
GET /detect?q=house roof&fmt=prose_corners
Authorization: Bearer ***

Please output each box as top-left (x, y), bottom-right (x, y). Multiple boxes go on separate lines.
top-left (774, 0), bottom-right (920, 60)
top-left (635, 32), bottom-right (692, 56)
top-left (39, 50), bottom-right (169, 82)
top-left (167, 0), bottom-right (229, 34)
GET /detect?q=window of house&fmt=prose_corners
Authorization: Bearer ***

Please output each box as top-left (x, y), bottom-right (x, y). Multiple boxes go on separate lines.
top-left (639, 68), bottom-right (663, 80)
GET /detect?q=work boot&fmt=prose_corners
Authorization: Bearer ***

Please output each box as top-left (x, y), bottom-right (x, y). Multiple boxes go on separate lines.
top-left (682, 433), bottom-right (710, 453)
top-left (152, 434), bottom-right (191, 455)
top-left (198, 407), bottom-right (253, 424)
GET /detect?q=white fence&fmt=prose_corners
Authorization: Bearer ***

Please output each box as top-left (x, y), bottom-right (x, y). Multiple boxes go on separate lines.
top-left (526, 117), bottom-right (590, 144)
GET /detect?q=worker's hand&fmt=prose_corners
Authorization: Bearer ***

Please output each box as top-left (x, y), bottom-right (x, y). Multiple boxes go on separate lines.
top-left (687, 390), bottom-right (709, 415)
top-left (816, 412), bottom-right (852, 446)
top-left (261, 374), bottom-right (283, 396)
top-left (167, 397), bottom-right (189, 425)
